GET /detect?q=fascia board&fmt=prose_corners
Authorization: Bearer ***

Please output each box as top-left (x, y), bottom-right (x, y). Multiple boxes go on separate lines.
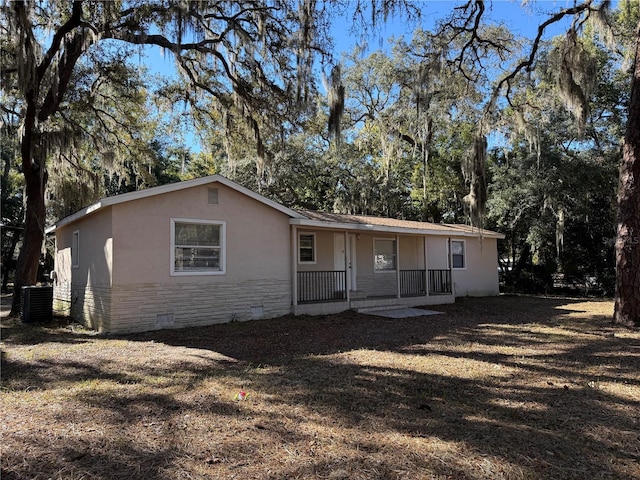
top-left (49, 174), bottom-right (305, 231)
top-left (290, 218), bottom-right (505, 239)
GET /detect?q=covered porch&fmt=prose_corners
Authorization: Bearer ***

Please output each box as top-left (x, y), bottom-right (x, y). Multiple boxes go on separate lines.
top-left (291, 214), bottom-right (457, 316)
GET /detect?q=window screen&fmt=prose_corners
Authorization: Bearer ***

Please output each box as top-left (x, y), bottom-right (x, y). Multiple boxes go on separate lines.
top-left (451, 240), bottom-right (465, 269)
top-left (173, 221), bottom-right (223, 273)
top-left (374, 238), bottom-right (397, 271)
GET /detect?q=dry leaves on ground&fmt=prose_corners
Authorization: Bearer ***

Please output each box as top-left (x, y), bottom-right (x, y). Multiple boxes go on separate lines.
top-left (1, 295), bottom-right (639, 479)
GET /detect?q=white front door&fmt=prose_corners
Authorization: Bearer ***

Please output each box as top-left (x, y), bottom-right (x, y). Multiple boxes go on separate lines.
top-left (349, 234), bottom-right (357, 290)
top-left (334, 233), bottom-right (357, 292)
top-left (334, 233), bottom-right (346, 292)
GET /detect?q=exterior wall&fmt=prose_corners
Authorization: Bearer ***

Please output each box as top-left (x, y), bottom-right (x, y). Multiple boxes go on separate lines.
top-left (356, 234), bottom-right (396, 297)
top-left (105, 182), bottom-right (293, 333)
top-left (451, 237), bottom-right (500, 296)
top-left (399, 236), bottom-right (426, 270)
top-left (426, 237), bottom-right (449, 270)
top-left (109, 279), bottom-right (291, 334)
top-left (53, 207), bottom-right (113, 331)
top-left (111, 183), bottom-right (290, 285)
top-left (53, 235), bottom-right (73, 317)
top-left (68, 284), bottom-right (112, 332)
top-left (296, 230), bottom-right (335, 272)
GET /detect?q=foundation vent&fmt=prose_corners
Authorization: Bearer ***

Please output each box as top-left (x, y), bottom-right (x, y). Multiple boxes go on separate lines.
top-left (208, 187), bottom-right (219, 204)
top-left (156, 313), bottom-right (175, 328)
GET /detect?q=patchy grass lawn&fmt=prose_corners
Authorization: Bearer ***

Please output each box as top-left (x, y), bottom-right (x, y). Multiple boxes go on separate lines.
top-left (1, 295), bottom-right (639, 480)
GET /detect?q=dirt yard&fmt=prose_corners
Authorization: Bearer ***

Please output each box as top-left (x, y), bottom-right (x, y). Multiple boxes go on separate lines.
top-left (1, 295), bottom-right (638, 479)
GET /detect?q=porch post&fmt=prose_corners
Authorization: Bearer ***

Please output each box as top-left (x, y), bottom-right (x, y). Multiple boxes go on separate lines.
top-left (448, 236), bottom-right (454, 296)
top-left (292, 226), bottom-right (298, 307)
top-left (424, 236), bottom-right (429, 297)
top-left (396, 234), bottom-right (401, 299)
top-left (344, 230), bottom-right (350, 301)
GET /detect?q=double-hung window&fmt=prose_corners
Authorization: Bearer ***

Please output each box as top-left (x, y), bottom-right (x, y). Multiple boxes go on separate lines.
top-left (171, 219), bottom-right (225, 275)
top-left (374, 238), bottom-right (397, 272)
top-left (450, 240), bottom-right (466, 269)
top-left (298, 233), bottom-right (316, 264)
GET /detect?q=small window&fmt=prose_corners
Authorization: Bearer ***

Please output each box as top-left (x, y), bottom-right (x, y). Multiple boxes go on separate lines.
top-left (451, 240), bottom-right (465, 269)
top-left (171, 219), bottom-right (225, 275)
top-left (298, 233), bottom-right (316, 264)
top-left (374, 238), bottom-right (396, 272)
top-left (72, 230), bottom-right (80, 268)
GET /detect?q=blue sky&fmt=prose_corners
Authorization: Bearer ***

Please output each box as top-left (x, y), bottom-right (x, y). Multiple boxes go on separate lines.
top-left (331, 0), bottom-right (605, 55)
top-left (141, 0), bottom-right (614, 152)
top-left (144, 0), bottom-right (588, 67)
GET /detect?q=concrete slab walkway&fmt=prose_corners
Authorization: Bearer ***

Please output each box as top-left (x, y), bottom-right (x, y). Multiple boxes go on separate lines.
top-left (365, 308), bottom-right (443, 319)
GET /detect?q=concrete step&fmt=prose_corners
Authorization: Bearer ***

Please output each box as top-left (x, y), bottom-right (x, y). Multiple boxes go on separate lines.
top-left (349, 290), bottom-right (367, 300)
top-left (355, 304), bottom-right (405, 314)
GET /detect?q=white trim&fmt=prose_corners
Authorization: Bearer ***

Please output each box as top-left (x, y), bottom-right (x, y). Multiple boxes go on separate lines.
top-left (292, 226), bottom-right (298, 306)
top-left (395, 234), bottom-right (401, 298)
top-left (289, 218), bottom-right (504, 239)
top-left (298, 231), bottom-right (317, 264)
top-left (449, 239), bottom-right (467, 270)
top-left (348, 233), bottom-right (357, 291)
top-left (170, 218), bottom-right (226, 276)
top-left (424, 236), bottom-right (430, 297)
top-left (333, 233), bottom-right (347, 292)
top-left (71, 230), bottom-right (80, 268)
top-left (51, 175), bottom-right (306, 230)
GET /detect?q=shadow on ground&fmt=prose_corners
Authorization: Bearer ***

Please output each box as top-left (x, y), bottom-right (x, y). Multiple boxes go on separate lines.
top-left (2, 295), bottom-right (638, 479)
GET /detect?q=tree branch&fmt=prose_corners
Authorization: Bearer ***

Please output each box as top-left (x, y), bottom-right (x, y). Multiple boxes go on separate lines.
top-left (36, 1), bottom-right (83, 82)
top-left (490, 1), bottom-right (600, 111)
top-left (38, 30), bottom-right (87, 122)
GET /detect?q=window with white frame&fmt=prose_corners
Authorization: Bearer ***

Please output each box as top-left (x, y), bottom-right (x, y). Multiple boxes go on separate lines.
top-left (298, 232), bottom-right (316, 263)
top-left (451, 240), bottom-right (466, 269)
top-left (374, 238), bottom-right (397, 272)
top-left (72, 230), bottom-right (80, 268)
top-left (171, 219), bottom-right (225, 275)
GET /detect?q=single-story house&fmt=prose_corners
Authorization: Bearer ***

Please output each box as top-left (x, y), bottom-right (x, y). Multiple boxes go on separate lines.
top-left (48, 174), bottom-right (504, 334)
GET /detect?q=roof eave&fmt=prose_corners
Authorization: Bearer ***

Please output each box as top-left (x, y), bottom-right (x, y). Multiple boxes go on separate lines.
top-left (290, 218), bottom-right (504, 238)
top-left (49, 174), bottom-right (306, 231)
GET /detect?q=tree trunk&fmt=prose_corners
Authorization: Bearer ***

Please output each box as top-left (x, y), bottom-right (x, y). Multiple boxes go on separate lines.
top-left (421, 118), bottom-right (433, 221)
top-left (613, 22), bottom-right (640, 328)
top-left (9, 124), bottom-right (46, 317)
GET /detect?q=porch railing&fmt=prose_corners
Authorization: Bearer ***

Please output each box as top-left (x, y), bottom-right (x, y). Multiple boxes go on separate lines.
top-left (429, 269), bottom-right (452, 294)
top-left (400, 270), bottom-right (426, 297)
top-left (401, 269), bottom-right (453, 296)
top-left (297, 271), bottom-right (347, 303)
top-left (297, 268), bottom-right (452, 303)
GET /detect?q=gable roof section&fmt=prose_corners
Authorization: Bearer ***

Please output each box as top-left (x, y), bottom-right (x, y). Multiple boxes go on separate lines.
top-left (49, 174), bottom-right (504, 239)
top-left (49, 174), bottom-right (306, 232)
top-left (292, 210), bottom-right (505, 239)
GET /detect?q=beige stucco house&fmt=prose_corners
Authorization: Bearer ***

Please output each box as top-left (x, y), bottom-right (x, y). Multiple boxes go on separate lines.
top-left (49, 174), bottom-right (504, 334)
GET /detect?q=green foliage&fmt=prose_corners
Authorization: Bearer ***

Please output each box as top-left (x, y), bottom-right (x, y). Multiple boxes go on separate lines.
top-left (1, 0), bottom-right (635, 302)
top-left (486, 138), bottom-right (619, 293)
